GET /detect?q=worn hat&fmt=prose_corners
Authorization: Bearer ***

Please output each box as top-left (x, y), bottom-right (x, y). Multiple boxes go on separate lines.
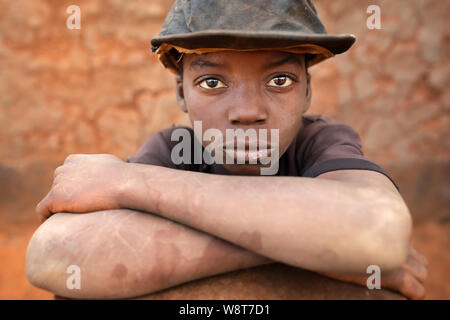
top-left (151, 0), bottom-right (356, 74)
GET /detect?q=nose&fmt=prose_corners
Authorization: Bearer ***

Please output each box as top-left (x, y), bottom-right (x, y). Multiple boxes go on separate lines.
top-left (227, 87), bottom-right (268, 125)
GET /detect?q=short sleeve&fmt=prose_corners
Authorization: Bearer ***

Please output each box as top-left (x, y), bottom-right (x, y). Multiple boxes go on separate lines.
top-left (298, 115), bottom-right (400, 191)
top-left (126, 127), bottom-right (178, 168)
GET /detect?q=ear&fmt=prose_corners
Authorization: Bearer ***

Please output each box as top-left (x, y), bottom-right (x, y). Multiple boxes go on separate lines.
top-left (303, 71), bottom-right (312, 114)
top-left (175, 75), bottom-right (188, 113)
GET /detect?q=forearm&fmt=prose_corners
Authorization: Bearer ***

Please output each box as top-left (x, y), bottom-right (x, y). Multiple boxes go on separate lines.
top-left (121, 164), bottom-right (411, 274)
top-left (26, 209), bottom-right (271, 299)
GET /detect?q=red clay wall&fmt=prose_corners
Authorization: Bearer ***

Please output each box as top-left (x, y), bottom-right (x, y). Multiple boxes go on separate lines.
top-left (0, 0), bottom-right (448, 299)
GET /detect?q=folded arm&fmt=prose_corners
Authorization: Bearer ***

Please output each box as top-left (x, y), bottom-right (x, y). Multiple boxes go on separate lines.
top-left (119, 162), bottom-right (412, 273)
top-left (29, 154), bottom-right (420, 298)
top-left (26, 209), bottom-right (271, 299)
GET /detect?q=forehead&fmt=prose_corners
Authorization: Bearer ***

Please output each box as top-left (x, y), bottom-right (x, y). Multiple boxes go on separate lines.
top-left (185, 51), bottom-right (305, 71)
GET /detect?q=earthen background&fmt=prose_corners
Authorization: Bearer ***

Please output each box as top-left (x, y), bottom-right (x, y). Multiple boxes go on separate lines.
top-left (0, 0), bottom-right (448, 299)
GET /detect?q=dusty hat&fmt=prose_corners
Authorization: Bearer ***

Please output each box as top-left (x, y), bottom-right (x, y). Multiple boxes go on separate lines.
top-left (151, 0), bottom-right (356, 74)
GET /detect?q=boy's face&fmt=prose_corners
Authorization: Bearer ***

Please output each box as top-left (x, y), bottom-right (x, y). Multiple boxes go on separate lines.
top-left (176, 50), bottom-right (311, 175)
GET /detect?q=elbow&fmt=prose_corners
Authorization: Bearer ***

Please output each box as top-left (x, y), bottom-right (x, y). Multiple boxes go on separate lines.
top-left (25, 221), bottom-right (57, 292)
top-left (25, 210), bottom-right (170, 299)
top-left (363, 195), bottom-right (412, 272)
top-left (25, 213), bottom-right (85, 298)
top-left (25, 244), bottom-right (40, 289)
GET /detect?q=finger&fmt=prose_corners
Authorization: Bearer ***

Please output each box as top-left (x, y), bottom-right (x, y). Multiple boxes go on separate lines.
top-left (52, 176), bottom-right (61, 187)
top-left (404, 257), bottom-right (428, 283)
top-left (54, 165), bottom-right (65, 178)
top-left (53, 164), bottom-right (69, 186)
top-left (388, 272), bottom-right (426, 300)
top-left (410, 246), bottom-right (428, 267)
top-left (400, 274), bottom-right (426, 300)
top-left (36, 191), bottom-right (54, 223)
top-left (64, 154), bottom-right (80, 164)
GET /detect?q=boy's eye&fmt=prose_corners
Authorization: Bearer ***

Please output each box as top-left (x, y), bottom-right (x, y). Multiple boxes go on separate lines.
top-left (198, 78), bottom-right (227, 89)
top-left (266, 75), bottom-right (294, 87)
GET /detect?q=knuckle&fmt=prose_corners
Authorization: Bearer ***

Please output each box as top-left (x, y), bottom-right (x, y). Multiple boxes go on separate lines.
top-left (407, 258), bottom-right (428, 283)
top-left (53, 184), bottom-right (63, 196)
top-left (397, 273), bottom-right (425, 299)
top-left (412, 247), bottom-right (428, 266)
top-left (46, 189), bottom-right (56, 202)
top-left (402, 274), bottom-right (414, 290)
top-left (54, 165), bottom-right (64, 174)
top-left (48, 186), bottom-right (62, 202)
top-left (420, 254), bottom-right (429, 267)
top-left (406, 279), bottom-right (426, 300)
top-left (54, 165), bottom-right (65, 179)
top-left (64, 154), bottom-right (81, 163)
top-left (35, 202), bottom-right (43, 215)
top-left (64, 154), bottom-right (74, 164)
top-left (417, 264), bottom-right (428, 282)
top-left (47, 199), bottom-right (56, 214)
top-left (395, 270), bottom-right (409, 289)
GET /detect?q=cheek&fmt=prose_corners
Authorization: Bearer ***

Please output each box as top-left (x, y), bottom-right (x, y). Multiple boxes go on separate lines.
top-left (271, 93), bottom-right (305, 149)
top-left (183, 89), bottom-right (226, 130)
top-left (279, 107), bottom-right (302, 126)
top-left (275, 92), bottom-right (305, 126)
top-left (278, 112), bottom-right (302, 148)
top-left (183, 96), bottom-right (215, 132)
top-left (183, 84), bottom-right (208, 114)
top-left (183, 88), bottom-right (204, 122)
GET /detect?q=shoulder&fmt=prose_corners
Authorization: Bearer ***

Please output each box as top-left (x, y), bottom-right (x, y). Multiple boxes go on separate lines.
top-left (299, 114), bottom-right (359, 140)
top-left (147, 125), bottom-right (193, 145)
top-left (127, 125), bottom-right (193, 165)
top-left (295, 114), bottom-right (363, 158)
top-left (292, 114), bottom-right (400, 191)
top-left (302, 114), bottom-right (340, 125)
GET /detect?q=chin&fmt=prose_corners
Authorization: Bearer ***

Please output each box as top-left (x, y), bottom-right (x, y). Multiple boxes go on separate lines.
top-left (221, 164), bottom-right (270, 176)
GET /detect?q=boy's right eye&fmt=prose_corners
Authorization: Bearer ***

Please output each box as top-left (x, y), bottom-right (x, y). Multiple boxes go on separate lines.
top-left (198, 78), bottom-right (227, 89)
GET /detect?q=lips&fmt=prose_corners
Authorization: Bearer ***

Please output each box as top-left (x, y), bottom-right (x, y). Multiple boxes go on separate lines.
top-left (225, 148), bottom-right (275, 163)
top-left (223, 139), bottom-right (272, 149)
top-left (222, 141), bottom-right (276, 163)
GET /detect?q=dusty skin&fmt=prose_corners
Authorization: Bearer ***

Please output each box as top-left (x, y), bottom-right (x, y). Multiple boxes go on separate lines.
top-left (26, 209), bottom-right (271, 299)
top-left (27, 154), bottom-right (427, 299)
top-left (27, 209), bottom-right (400, 300)
top-left (27, 206), bottom-right (426, 299)
top-left (27, 50), bottom-right (426, 299)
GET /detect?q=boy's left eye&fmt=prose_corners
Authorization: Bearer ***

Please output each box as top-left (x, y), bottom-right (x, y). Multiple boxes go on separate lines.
top-left (266, 75), bottom-right (294, 87)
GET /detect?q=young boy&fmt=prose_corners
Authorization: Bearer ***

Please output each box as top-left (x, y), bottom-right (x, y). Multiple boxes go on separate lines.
top-left (26, 0), bottom-right (427, 299)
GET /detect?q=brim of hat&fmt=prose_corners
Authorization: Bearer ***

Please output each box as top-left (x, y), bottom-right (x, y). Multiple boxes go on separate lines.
top-left (151, 30), bottom-right (356, 55)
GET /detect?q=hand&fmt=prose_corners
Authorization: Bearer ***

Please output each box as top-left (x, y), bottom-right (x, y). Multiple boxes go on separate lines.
top-left (317, 245), bottom-right (428, 299)
top-left (379, 245), bottom-right (428, 299)
top-left (36, 154), bottom-right (131, 222)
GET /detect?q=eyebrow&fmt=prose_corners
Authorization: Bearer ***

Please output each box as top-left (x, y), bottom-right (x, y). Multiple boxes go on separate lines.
top-left (264, 55), bottom-right (304, 69)
top-left (189, 58), bottom-right (227, 70)
top-left (188, 54), bottom-right (304, 70)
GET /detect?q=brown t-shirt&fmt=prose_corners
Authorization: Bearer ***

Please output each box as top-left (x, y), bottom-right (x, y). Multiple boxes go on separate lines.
top-left (127, 114), bottom-right (399, 191)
